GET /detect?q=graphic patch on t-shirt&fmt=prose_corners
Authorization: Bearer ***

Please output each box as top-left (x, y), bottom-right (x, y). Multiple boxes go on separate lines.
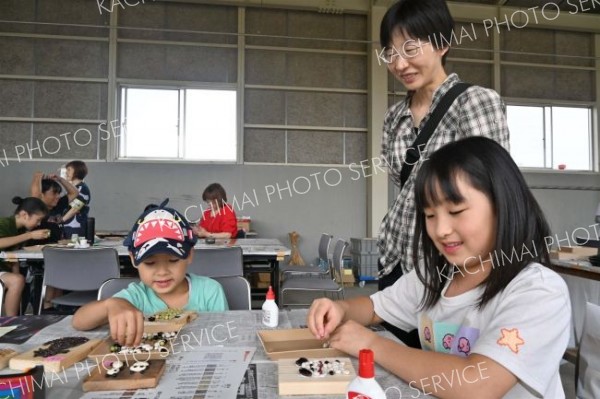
top-left (497, 328), bottom-right (524, 354)
top-left (433, 322), bottom-right (459, 354)
top-left (420, 315), bottom-right (481, 356)
top-left (450, 326), bottom-right (480, 357)
top-left (419, 315), bottom-right (435, 351)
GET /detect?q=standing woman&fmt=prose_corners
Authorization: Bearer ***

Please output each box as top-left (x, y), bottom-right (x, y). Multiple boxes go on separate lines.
top-left (194, 183), bottom-right (239, 239)
top-left (0, 197), bottom-right (49, 315)
top-left (376, 0), bottom-right (509, 344)
top-left (62, 160), bottom-right (91, 239)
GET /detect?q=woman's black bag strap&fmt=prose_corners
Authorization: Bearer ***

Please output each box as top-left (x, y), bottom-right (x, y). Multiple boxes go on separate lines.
top-left (399, 82), bottom-right (472, 188)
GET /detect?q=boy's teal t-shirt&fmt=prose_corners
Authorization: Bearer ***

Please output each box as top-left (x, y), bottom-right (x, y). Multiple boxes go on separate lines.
top-left (113, 273), bottom-right (228, 314)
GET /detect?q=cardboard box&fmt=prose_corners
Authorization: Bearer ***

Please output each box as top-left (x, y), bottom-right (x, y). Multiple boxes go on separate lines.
top-left (257, 329), bottom-right (344, 360)
top-left (237, 217), bottom-right (251, 232)
top-left (257, 272), bottom-right (271, 282)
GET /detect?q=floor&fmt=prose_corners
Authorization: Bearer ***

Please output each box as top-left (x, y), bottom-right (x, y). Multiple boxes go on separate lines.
top-left (277, 281), bottom-right (577, 399)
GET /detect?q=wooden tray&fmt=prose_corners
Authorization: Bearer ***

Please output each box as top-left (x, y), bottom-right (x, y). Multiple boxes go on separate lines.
top-left (278, 356), bottom-right (356, 395)
top-left (83, 359), bottom-right (166, 392)
top-left (10, 339), bottom-right (101, 373)
top-left (257, 328), bottom-right (344, 360)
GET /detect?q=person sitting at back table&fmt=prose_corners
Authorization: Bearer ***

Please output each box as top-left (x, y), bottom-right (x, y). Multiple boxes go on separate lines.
top-left (29, 172), bottom-right (81, 244)
top-left (72, 199), bottom-right (228, 346)
top-left (62, 160), bottom-right (91, 239)
top-left (0, 197), bottom-right (49, 316)
top-left (194, 183), bottom-right (239, 239)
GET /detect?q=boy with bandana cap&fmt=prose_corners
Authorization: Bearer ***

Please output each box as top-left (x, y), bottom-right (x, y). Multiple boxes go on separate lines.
top-left (72, 199), bottom-right (228, 346)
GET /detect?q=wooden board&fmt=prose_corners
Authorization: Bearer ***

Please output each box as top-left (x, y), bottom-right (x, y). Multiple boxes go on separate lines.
top-left (144, 311), bottom-right (197, 333)
top-left (83, 359), bottom-right (166, 392)
top-left (87, 337), bottom-right (176, 362)
top-left (550, 246), bottom-right (598, 260)
top-left (144, 321), bottom-right (187, 335)
top-left (257, 329), bottom-right (344, 360)
top-left (10, 339), bottom-right (101, 373)
top-left (0, 348), bottom-right (18, 370)
top-left (278, 357), bottom-right (356, 395)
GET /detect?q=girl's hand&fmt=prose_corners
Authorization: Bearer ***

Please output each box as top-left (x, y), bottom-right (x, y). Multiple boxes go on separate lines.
top-left (329, 320), bottom-right (379, 358)
top-left (307, 298), bottom-right (345, 340)
top-left (105, 298), bottom-right (144, 347)
top-left (29, 229), bottom-right (50, 240)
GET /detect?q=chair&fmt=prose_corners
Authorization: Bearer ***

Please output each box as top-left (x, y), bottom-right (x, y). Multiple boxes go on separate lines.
top-left (576, 302), bottom-right (600, 398)
top-left (213, 276), bottom-right (252, 310)
top-left (279, 233), bottom-right (333, 279)
top-left (280, 239), bottom-right (348, 307)
top-left (98, 277), bottom-right (140, 300)
top-left (39, 247), bottom-right (120, 314)
top-left (188, 247), bottom-right (244, 277)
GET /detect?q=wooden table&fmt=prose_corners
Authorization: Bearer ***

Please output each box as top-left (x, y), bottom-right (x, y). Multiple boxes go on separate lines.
top-left (549, 258), bottom-right (600, 281)
top-left (0, 310), bottom-right (414, 398)
top-left (1, 238), bottom-right (291, 304)
top-left (550, 258), bottom-right (600, 349)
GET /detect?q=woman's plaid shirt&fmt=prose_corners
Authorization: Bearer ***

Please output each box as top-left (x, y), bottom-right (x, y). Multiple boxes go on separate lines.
top-left (378, 73), bottom-right (510, 275)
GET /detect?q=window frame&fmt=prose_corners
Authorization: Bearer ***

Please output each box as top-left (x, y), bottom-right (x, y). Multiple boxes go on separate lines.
top-left (505, 100), bottom-right (596, 173)
top-left (116, 83), bottom-right (240, 164)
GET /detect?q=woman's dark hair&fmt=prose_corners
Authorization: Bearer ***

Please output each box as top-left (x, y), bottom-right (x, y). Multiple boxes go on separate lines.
top-left (380, 0), bottom-right (454, 65)
top-left (41, 178), bottom-right (61, 194)
top-left (66, 160), bottom-right (88, 180)
top-left (413, 136), bottom-right (551, 310)
top-left (11, 196), bottom-right (49, 216)
top-left (202, 183), bottom-right (227, 204)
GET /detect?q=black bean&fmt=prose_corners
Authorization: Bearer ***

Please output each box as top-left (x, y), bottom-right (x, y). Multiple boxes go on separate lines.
top-left (33, 337), bottom-right (90, 358)
top-left (299, 368), bottom-right (312, 377)
top-left (295, 357), bottom-right (308, 366)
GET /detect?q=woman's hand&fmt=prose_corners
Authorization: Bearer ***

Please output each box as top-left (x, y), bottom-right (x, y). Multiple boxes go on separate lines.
top-left (105, 298), bottom-right (144, 347)
top-left (29, 229), bottom-right (50, 240)
top-left (306, 298), bottom-right (346, 340)
top-left (329, 320), bottom-right (379, 358)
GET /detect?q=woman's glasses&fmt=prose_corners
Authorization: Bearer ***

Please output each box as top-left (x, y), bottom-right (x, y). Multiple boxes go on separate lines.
top-left (378, 40), bottom-right (432, 64)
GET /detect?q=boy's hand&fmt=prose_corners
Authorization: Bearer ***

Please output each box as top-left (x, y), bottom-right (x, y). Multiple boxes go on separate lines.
top-left (105, 298), bottom-right (144, 347)
top-left (29, 229), bottom-right (50, 240)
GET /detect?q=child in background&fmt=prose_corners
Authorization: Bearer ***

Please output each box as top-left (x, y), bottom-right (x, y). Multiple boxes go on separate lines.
top-left (307, 137), bottom-right (571, 398)
top-left (72, 199), bottom-right (228, 346)
top-left (194, 183), bottom-right (239, 239)
top-left (62, 160), bottom-right (91, 239)
top-left (29, 171), bottom-right (81, 243)
top-left (0, 197), bottom-right (49, 316)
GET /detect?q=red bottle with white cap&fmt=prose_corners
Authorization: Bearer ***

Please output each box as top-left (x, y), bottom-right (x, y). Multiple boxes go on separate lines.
top-left (346, 349), bottom-right (386, 399)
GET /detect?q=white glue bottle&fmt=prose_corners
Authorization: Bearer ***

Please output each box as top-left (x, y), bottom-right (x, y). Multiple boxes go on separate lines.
top-left (262, 286), bottom-right (279, 327)
top-left (346, 349), bottom-right (386, 399)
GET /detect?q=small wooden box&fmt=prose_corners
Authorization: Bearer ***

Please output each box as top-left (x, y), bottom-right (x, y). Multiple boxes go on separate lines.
top-left (278, 356), bottom-right (356, 395)
top-left (257, 328), bottom-right (344, 360)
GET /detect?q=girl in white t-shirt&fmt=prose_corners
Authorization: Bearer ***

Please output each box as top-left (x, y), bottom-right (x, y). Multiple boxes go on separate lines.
top-left (307, 137), bottom-right (571, 398)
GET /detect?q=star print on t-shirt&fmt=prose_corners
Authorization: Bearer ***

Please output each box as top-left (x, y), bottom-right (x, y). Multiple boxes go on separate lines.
top-left (497, 328), bottom-right (525, 354)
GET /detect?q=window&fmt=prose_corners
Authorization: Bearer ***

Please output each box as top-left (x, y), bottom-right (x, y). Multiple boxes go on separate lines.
top-left (119, 87), bottom-right (237, 161)
top-left (507, 105), bottom-right (592, 171)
